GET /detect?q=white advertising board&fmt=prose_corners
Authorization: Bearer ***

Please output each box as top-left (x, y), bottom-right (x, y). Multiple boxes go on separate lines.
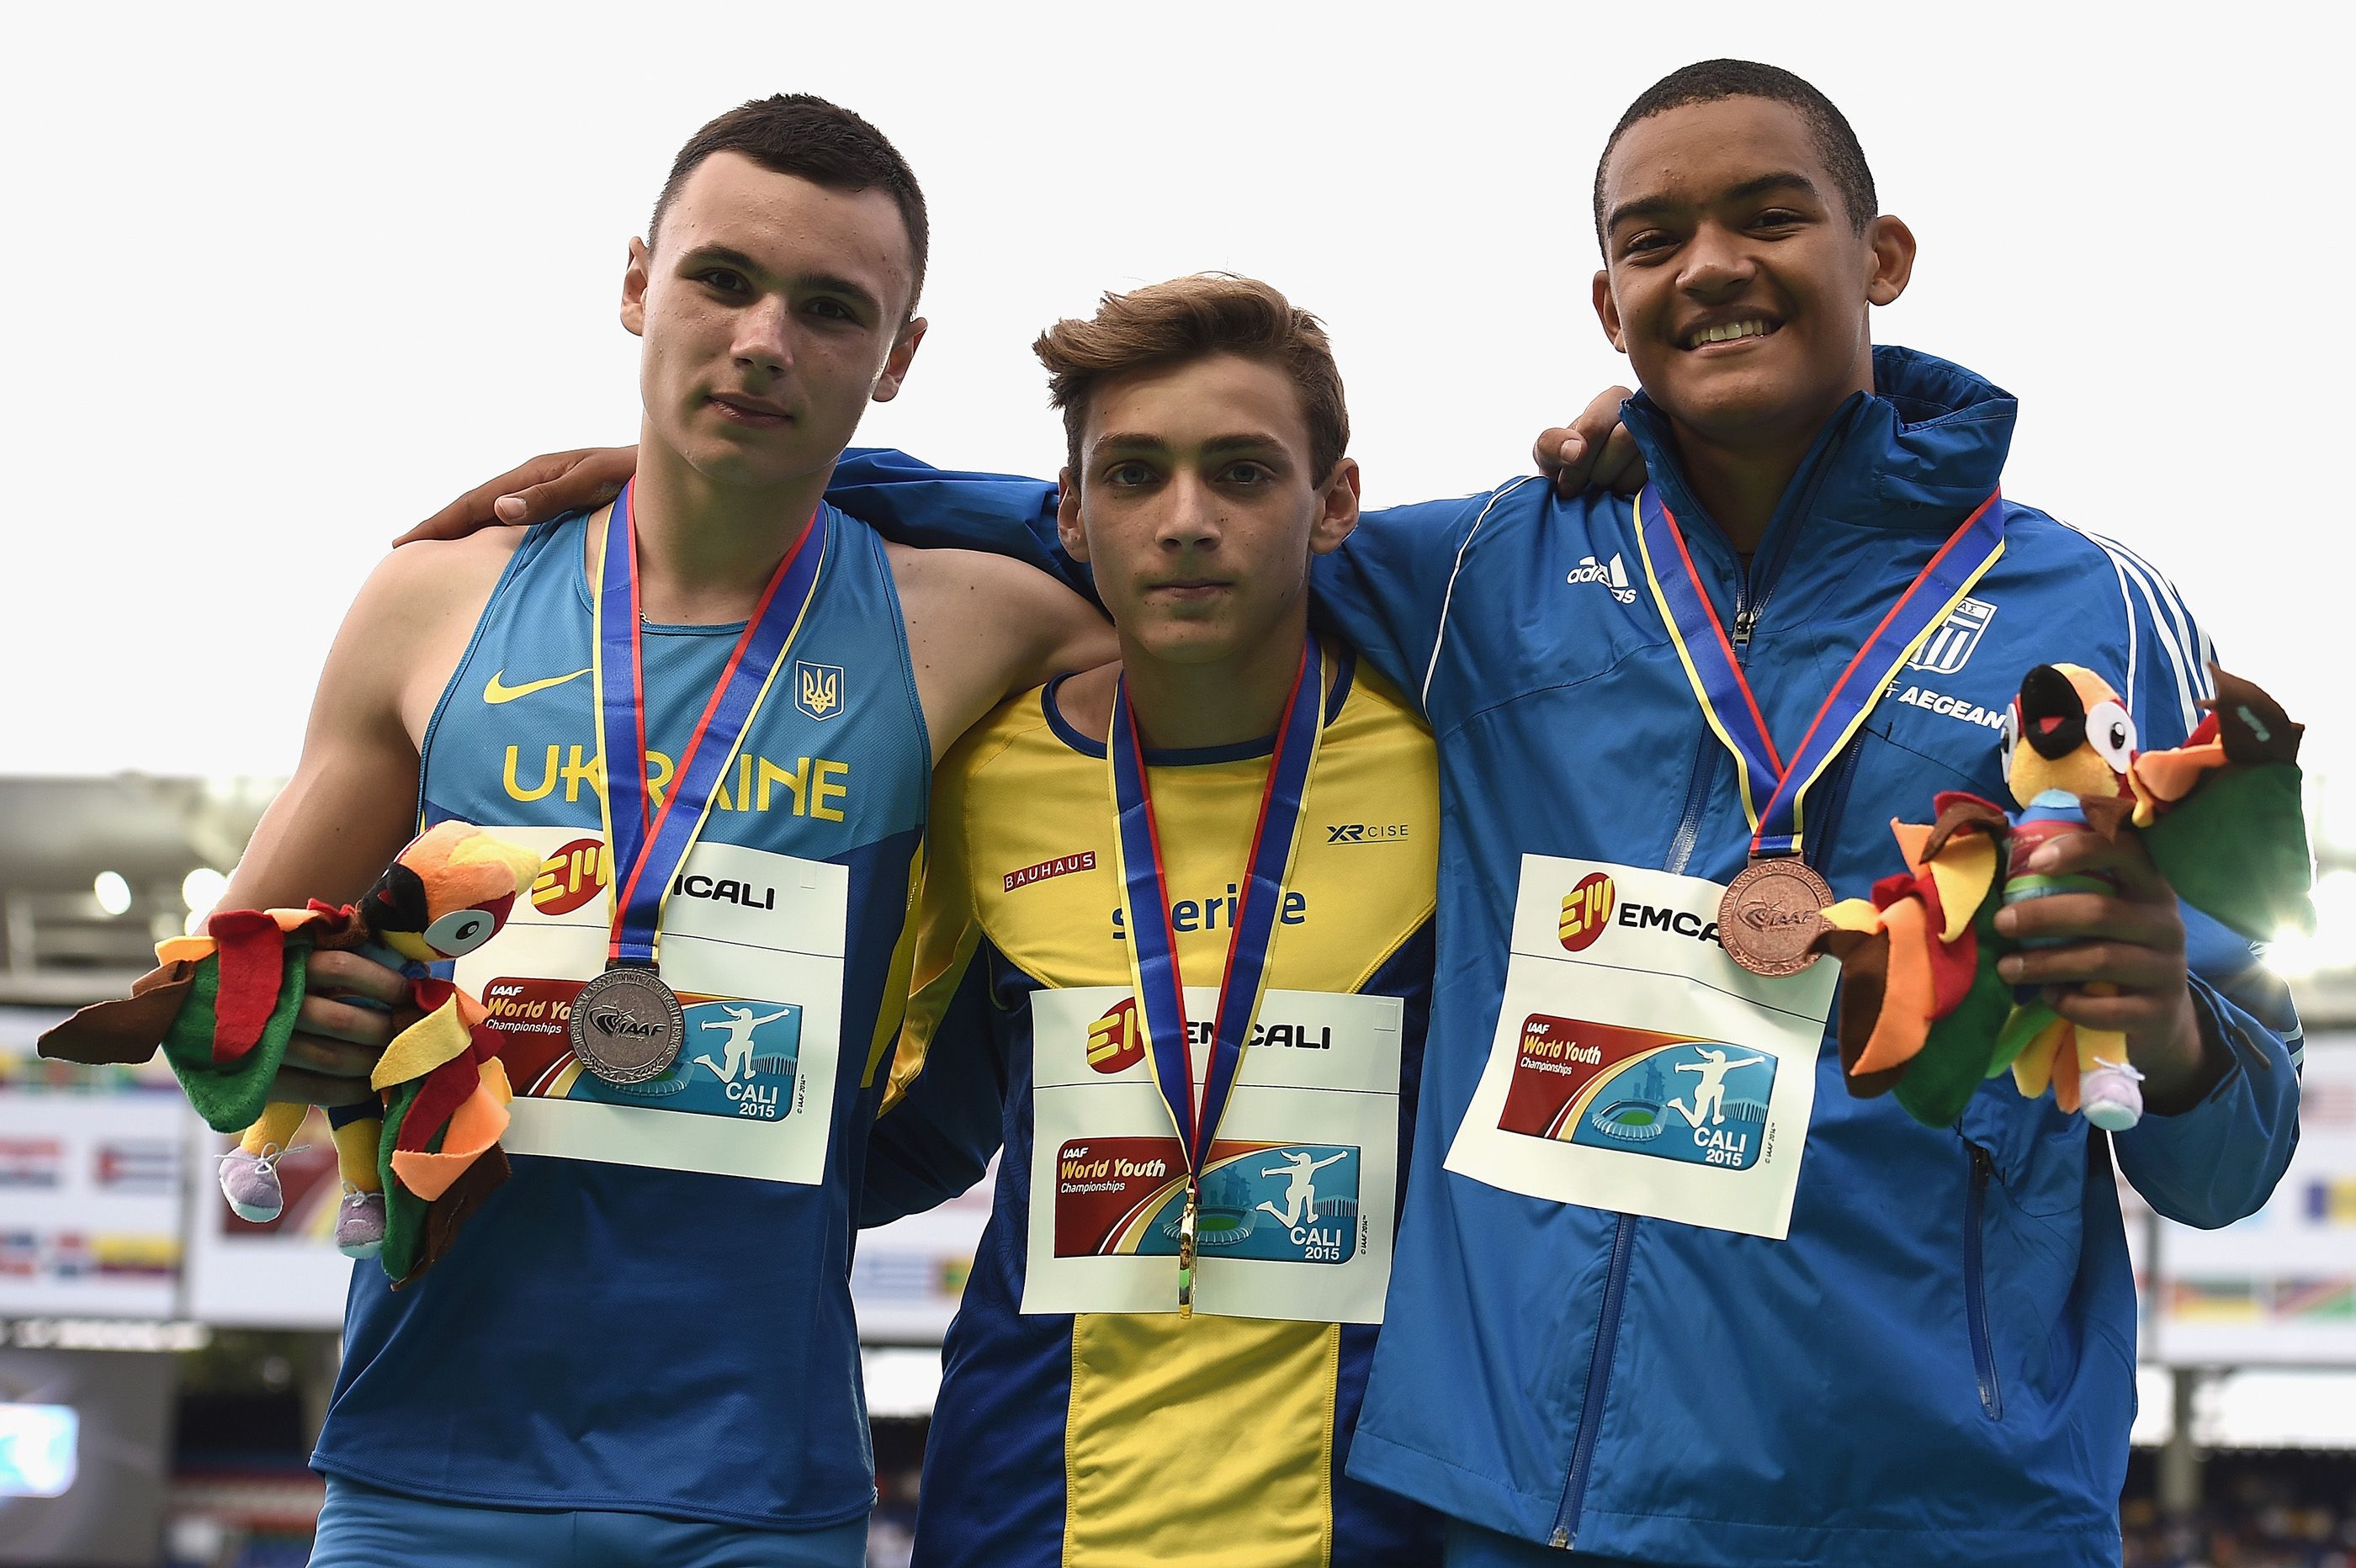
top-left (0, 1015), bottom-right (185, 1321)
top-left (852, 1162), bottom-right (995, 1345)
top-left (2139, 1033), bottom-right (2356, 1367)
top-left (179, 1110), bottom-right (356, 1331)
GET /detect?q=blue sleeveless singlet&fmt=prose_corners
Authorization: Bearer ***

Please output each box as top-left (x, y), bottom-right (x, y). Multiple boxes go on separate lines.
top-left (312, 506), bottom-right (928, 1528)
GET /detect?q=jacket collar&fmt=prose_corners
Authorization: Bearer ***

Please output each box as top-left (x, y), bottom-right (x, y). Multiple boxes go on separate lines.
top-left (1618, 346), bottom-right (2017, 555)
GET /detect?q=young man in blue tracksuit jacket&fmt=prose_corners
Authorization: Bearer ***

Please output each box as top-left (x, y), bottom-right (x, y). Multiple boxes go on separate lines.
top-left (426, 59), bottom-right (2301, 1568)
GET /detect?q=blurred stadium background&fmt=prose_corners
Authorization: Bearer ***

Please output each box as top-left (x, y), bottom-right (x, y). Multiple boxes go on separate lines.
top-left (1, 774), bottom-right (2352, 1565)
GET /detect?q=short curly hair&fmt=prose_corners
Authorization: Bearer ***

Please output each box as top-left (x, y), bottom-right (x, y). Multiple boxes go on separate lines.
top-left (1593, 60), bottom-right (1877, 252)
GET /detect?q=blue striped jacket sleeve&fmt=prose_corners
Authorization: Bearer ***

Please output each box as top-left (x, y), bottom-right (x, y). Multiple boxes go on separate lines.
top-left (1312, 480), bottom-right (1545, 717)
top-left (2081, 531), bottom-right (2304, 1227)
top-left (826, 448), bottom-right (1096, 603)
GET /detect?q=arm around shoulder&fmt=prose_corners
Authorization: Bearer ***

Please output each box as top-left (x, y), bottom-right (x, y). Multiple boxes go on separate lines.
top-left (890, 544), bottom-right (1112, 762)
top-left (1317, 477), bottom-right (1553, 712)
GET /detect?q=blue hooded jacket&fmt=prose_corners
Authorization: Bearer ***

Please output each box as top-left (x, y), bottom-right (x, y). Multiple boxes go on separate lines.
top-left (829, 347), bottom-right (2302, 1568)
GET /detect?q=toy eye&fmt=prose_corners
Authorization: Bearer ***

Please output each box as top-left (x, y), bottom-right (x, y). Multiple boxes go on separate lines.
top-left (424, 900), bottom-right (508, 956)
top-left (2084, 699), bottom-right (2136, 771)
top-left (1998, 703), bottom-right (2021, 763)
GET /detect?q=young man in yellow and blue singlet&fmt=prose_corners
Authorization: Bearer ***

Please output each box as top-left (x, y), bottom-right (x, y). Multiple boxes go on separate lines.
top-left (207, 96), bottom-right (1109, 1565)
top-left (857, 275), bottom-right (1445, 1566)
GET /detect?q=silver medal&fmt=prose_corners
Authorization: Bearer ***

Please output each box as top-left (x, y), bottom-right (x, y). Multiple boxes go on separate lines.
top-left (568, 965), bottom-right (685, 1084)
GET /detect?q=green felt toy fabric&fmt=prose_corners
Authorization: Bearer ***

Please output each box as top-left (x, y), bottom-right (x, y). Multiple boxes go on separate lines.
top-left (1893, 897), bottom-right (2017, 1128)
top-left (2146, 762), bottom-right (2313, 945)
top-left (160, 948), bottom-right (310, 1132)
top-left (376, 1078), bottom-right (429, 1283)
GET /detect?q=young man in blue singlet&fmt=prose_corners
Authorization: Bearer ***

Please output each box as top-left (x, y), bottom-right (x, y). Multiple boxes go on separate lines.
top-left (214, 95), bottom-right (1109, 1565)
top-left (439, 62), bottom-right (2303, 1567)
top-left (860, 275), bottom-right (1446, 1565)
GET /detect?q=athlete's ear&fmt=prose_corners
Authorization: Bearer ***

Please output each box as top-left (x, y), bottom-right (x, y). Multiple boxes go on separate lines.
top-left (1055, 468), bottom-right (1090, 564)
top-left (872, 316), bottom-right (928, 404)
top-left (1308, 458), bottom-right (1361, 557)
top-left (621, 237), bottom-right (652, 337)
top-left (1865, 215), bottom-right (1915, 307)
top-left (1593, 269), bottom-right (1626, 354)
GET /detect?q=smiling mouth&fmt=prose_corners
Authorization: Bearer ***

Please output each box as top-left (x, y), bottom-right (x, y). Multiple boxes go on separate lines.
top-left (1680, 319), bottom-right (1780, 351)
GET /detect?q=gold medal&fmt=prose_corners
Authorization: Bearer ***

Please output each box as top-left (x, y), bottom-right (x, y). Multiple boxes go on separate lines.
top-left (1176, 1180), bottom-right (1200, 1318)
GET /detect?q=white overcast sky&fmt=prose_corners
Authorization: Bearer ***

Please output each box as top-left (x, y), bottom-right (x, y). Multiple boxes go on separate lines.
top-left (4, 2), bottom-right (2349, 794)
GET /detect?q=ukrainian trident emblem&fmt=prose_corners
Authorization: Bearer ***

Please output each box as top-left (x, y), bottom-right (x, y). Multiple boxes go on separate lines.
top-left (793, 661), bottom-right (845, 721)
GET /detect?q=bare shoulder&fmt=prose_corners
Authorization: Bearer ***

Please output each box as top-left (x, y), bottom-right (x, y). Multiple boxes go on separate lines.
top-left (343, 529), bottom-right (527, 743)
top-left (883, 540), bottom-right (1069, 613)
top-left (883, 543), bottom-right (1110, 761)
top-left (363, 527), bottom-right (523, 618)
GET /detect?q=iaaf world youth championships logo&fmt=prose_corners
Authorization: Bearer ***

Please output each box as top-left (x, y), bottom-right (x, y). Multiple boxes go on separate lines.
top-left (567, 998), bottom-right (805, 1120)
top-left (488, 972), bottom-right (807, 1124)
top-left (1499, 1014), bottom-right (1775, 1172)
top-left (1053, 1136), bottom-right (1362, 1266)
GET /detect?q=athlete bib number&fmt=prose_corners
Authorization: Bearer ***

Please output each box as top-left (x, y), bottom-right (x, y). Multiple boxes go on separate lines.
top-left (1025, 986), bottom-right (1401, 1323)
top-left (452, 824), bottom-right (847, 1185)
top-left (1444, 856), bottom-right (1835, 1240)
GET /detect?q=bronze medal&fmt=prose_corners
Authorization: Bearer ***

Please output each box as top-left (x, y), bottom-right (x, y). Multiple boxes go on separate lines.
top-left (568, 965), bottom-right (685, 1084)
top-left (1717, 858), bottom-right (1833, 977)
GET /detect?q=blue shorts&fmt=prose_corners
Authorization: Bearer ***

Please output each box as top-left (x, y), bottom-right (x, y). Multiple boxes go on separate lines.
top-left (309, 1475), bottom-right (868, 1567)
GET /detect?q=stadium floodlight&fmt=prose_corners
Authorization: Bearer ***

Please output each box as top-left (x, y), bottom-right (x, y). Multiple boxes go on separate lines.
top-left (2268, 867), bottom-right (2356, 979)
top-left (93, 870), bottom-right (131, 917)
top-left (180, 866), bottom-right (228, 918)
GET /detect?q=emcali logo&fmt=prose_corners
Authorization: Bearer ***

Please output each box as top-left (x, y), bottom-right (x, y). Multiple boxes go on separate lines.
top-left (1567, 554), bottom-right (1636, 604)
top-left (1087, 998), bottom-right (1145, 1074)
top-left (532, 839), bottom-right (608, 916)
top-left (1560, 872), bottom-right (1616, 952)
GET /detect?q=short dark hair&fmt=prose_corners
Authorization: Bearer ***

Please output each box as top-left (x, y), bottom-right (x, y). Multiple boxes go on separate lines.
top-left (650, 93), bottom-right (929, 316)
top-left (1034, 274), bottom-right (1350, 487)
top-left (1592, 60), bottom-right (1876, 250)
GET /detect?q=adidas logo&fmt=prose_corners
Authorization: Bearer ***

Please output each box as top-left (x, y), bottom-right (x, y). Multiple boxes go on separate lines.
top-left (1567, 553), bottom-right (1636, 604)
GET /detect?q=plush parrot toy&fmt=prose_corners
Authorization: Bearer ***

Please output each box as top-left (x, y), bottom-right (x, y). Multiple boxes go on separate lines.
top-left (39, 821), bottom-right (543, 1283)
top-left (1813, 664), bottom-right (2310, 1131)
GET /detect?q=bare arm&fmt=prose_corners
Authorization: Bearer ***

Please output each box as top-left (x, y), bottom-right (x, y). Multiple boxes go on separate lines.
top-left (888, 543), bottom-right (1114, 761)
top-left (222, 534), bottom-right (517, 1104)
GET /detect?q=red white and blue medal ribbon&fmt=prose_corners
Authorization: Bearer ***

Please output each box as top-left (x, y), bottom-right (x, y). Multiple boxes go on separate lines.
top-left (592, 480), bottom-right (828, 970)
top-left (1108, 631), bottom-right (1326, 1315)
top-left (1632, 485), bottom-right (2007, 862)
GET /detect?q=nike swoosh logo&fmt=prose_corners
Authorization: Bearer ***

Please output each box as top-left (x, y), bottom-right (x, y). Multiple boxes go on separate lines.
top-left (483, 667), bottom-right (591, 704)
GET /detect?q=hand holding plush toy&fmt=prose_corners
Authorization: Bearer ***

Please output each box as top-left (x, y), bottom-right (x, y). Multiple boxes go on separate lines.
top-left (1814, 664), bottom-right (2310, 1131)
top-left (40, 822), bottom-right (542, 1282)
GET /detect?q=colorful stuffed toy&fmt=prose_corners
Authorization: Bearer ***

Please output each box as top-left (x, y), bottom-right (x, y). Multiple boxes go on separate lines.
top-left (39, 821), bottom-right (543, 1282)
top-left (1814, 663), bottom-right (2310, 1131)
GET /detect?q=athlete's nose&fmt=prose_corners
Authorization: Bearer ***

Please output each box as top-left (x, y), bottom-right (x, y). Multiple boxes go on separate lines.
top-left (1156, 471), bottom-right (1223, 552)
top-left (1677, 220), bottom-right (1758, 299)
top-left (732, 295), bottom-right (795, 379)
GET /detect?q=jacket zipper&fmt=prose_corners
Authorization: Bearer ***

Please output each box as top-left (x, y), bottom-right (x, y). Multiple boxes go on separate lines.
top-left (1965, 1142), bottom-right (2004, 1420)
top-left (1549, 1211), bottom-right (1637, 1548)
top-left (1557, 567), bottom-right (1738, 1547)
top-left (1550, 464), bottom-right (1843, 1549)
